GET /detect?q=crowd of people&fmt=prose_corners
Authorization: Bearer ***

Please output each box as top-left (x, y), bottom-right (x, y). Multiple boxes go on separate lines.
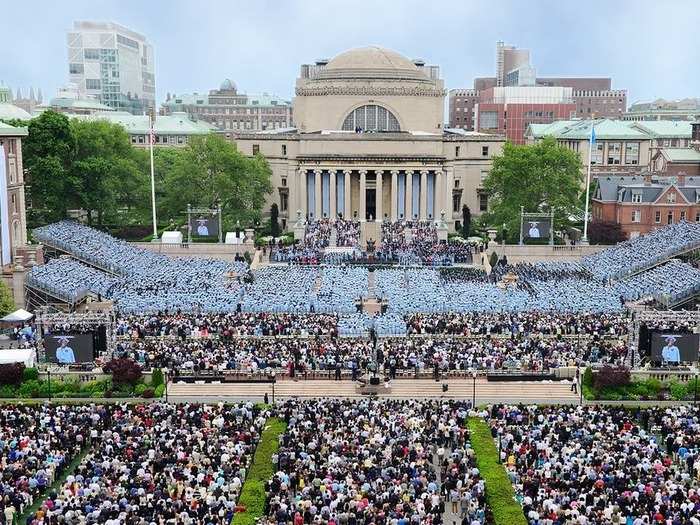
top-left (265, 399), bottom-right (488, 525)
top-left (489, 404), bottom-right (700, 524)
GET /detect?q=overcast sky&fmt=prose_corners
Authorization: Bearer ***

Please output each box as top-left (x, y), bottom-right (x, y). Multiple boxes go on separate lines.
top-left (1, 0), bottom-right (698, 107)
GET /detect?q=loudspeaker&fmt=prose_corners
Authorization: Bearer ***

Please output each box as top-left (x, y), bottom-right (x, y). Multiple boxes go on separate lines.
top-left (94, 326), bottom-right (107, 355)
top-left (369, 377), bottom-right (380, 386)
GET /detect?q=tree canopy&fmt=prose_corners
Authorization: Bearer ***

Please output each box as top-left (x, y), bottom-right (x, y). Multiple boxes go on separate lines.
top-left (160, 134), bottom-right (272, 229)
top-left (482, 137), bottom-right (583, 242)
top-left (14, 111), bottom-right (272, 234)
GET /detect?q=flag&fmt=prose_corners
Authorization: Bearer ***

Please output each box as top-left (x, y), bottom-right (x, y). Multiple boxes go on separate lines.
top-left (590, 126), bottom-right (596, 145)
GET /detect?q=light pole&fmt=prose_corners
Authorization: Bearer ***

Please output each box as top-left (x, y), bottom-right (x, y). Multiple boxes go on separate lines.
top-left (694, 371), bottom-right (698, 407)
top-left (164, 370), bottom-right (169, 403)
top-left (47, 369), bottom-right (51, 401)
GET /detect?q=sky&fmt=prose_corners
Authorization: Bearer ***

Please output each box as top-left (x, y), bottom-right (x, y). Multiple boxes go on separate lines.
top-left (1, 0), bottom-right (699, 107)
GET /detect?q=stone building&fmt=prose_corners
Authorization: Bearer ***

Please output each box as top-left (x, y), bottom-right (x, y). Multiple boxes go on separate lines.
top-left (231, 46), bottom-right (504, 232)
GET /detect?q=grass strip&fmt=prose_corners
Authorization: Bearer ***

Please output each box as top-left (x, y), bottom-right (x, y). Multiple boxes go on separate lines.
top-left (232, 417), bottom-right (287, 525)
top-left (468, 417), bottom-right (527, 525)
top-left (18, 445), bottom-right (91, 522)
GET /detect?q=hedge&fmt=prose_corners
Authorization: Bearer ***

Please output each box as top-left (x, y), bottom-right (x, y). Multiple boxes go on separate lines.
top-left (468, 417), bottom-right (527, 525)
top-left (232, 417), bottom-right (287, 525)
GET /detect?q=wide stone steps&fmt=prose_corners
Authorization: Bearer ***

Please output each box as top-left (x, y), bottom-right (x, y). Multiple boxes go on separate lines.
top-left (167, 378), bottom-right (579, 403)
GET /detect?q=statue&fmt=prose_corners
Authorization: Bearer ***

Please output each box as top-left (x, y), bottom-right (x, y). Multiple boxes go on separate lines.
top-left (294, 209), bottom-right (304, 227)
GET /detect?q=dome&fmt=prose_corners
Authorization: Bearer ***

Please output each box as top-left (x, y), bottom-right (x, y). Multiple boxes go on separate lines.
top-left (0, 103), bottom-right (32, 121)
top-left (219, 79), bottom-right (237, 92)
top-left (318, 46), bottom-right (429, 81)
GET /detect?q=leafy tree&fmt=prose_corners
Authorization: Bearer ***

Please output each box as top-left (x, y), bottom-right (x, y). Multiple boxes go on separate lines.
top-left (589, 221), bottom-right (627, 244)
top-left (0, 363), bottom-right (24, 385)
top-left (103, 358), bottom-right (143, 385)
top-left (270, 203), bottom-right (281, 237)
top-left (482, 137), bottom-right (583, 243)
top-left (0, 280), bottom-right (15, 317)
top-left (461, 205), bottom-right (471, 238)
top-left (161, 134), bottom-right (272, 229)
top-left (20, 111), bottom-right (78, 226)
top-left (594, 365), bottom-right (631, 390)
top-left (70, 119), bottom-right (145, 226)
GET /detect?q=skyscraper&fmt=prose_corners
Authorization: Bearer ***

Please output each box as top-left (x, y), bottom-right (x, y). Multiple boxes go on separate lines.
top-left (67, 21), bottom-right (155, 114)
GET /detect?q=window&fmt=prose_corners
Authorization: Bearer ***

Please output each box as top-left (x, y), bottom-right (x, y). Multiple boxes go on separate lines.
top-left (85, 79), bottom-right (101, 90)
top-left (607, 142), bottom-right (621, 165)
top-left (479, 112), bottom-right (498, 130)
top-left (281, 144), bottom-right (287, 156)
top-left (482, 146), bottom-right (489, 157)
top-left (454, 180), bottom-right (460, 188)
top-left (252, 144), bottom-right (260, 155)
top-left (479, 193), bottom-right (488, 212)
top-left (632, 191), bottom-right (642, 203)
top-left (69, 63), bottom-right (84, 74)
top-left (591, 143), bottom-right (604, 165)
top-left (341, 105), bottom-right (400, 131)
top-left (281, 178), bottom-right (287, 187)
top-left (632, 209), bottom-right (641, 223)
top-left (84, 48), bottom-right (100, 60)
top-left (117, 34), bottom-right (139, 49)
top-left (696, 212), bottom-right (700, 222)
top-left (667, 211), bottom-right (674, 224)
top-left (624, 142), bottom-right (639, 165)
top-left (667, 192), bottom-right (676, 203)
top-left (280, 193), bottom-right (288, 212)
top-left (655, 210), bottom-right (661, 223)
top-left (681, 211), bottom-right (687, 221)
top-left (455, 146), bottom-right (460, 157)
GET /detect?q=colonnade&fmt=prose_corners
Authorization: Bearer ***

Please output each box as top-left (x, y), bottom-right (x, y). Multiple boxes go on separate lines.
top-left (294, 167), bottom-right (453, 223)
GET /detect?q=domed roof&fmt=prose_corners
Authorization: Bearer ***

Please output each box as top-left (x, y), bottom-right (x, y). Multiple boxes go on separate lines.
top-left (0, 103), bottom-right (31, 121)
top-left (219, 79), bottom-right (237, 91)
top-left (318, 46), bottom-right (429, 81)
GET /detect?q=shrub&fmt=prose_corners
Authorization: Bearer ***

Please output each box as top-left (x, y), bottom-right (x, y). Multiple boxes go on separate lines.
top-left (154, 384), bottom-right (166, 398)
top-left (141, 388), bottom-right (154, 399)
top-left (593, 365), bottom-right (630, 390)
top-left (0, 363), bottom-right (25, 386)
top-left (91, 391), bottom-right (105, 398)
top-left (151, 368), bottom-right (164, 387)
top-left (0, 384), bottom-right (17, 398)
top-left (22, 367), bottom-right (39, 382)
top-left (18, 380), bottom-right (42, 398)
top-left (669, 382), bottom-right (688, 401)
top-left (103, 358), bottom-right (142, 385)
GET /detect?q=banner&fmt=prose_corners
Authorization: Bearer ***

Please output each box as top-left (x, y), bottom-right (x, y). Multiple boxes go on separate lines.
top-left (190, 213), bottom-right (219, 237)
top-left (0, 145), bottom-right (10, 265)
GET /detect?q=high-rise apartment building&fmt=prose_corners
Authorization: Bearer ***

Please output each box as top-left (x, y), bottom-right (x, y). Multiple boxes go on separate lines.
top-left (449, 42), bottom-right (627, 139)
top-left (67, 21), bottom-right (155, 114)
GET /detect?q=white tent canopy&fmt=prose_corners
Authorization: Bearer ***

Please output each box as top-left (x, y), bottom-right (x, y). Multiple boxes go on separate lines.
top-left (0, 348), bottom-right (36, 367)
top-left (1, 309), bottom-right (34, 323)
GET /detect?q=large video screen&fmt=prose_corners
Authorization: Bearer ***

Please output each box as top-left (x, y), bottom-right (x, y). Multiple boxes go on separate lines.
top-left (44, 334), bottom-right (95, 364)
top-left (522, 217), bottom-right (551, 241)
top-left (190, 214), bottom-right (219, 238)
top-left (651, 332), bottom-right (700, 364)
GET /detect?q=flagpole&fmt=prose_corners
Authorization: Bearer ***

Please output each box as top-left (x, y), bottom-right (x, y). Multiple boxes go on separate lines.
top-left (149, 110), bottom-right (159, 242)
top-left (581, 125), bottom-right (595, 245)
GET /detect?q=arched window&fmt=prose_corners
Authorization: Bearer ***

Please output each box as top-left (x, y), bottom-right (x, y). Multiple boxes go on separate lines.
top-left (342, 105), bottom-right (400, 132)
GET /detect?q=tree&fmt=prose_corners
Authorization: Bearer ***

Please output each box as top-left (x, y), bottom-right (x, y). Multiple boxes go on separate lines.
top-left (161, 134), bottom-right (272, 229)
top-left (70, 119), bottom-right (145, 226)
top-left (461, 205), bottom-right (471, 238)
top-left (270, 203), bottom-right (281, 237)
top-left (20, 111), bottom-right (78, 226)
top-left (0, 281), bottom-right (16, 317)
top-left (482, 137), bottom-right (583, 243)
top-left (589, 221), bottom-right (627, 245)
top-left (103, 358), bottom-right (143, 385)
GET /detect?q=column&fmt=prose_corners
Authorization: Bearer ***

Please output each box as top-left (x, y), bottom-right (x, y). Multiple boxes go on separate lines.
top-left (420, 170), bottom-right (428, 220)
top-left (444, 167), bottom-right (454, 223)
top-left (343, 170), bottom-right (351, 219)
top-left (314, 169), bottom-right (322, 220)
top-left (359, 170), bottom-right (367, 221)
top-left (375, 170), bottom-right (383, 221)
top-left (390, 170), bottom-right (398, 221)
top-left (297, 168), bottom-right (306, 219)
top-left (405, 171), bottom-right (413, 220)
top-left (434, 169), bottom-right (443, 222)
top-left (330, 170), bottom-right (337, 219)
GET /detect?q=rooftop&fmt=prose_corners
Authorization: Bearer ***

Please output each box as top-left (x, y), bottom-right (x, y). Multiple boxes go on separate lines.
top-left (0, 121), bottom-right (28, 137)
top-left (79, 112), bottom-right (216, 135)
top-left (528, 118), bottom-right (690, 141)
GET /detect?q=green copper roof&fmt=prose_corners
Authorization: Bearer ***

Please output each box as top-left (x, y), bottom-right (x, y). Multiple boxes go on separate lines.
top-left (80, 111), bottom-right (216, 135)
top-left (527, 118), bottom-right (690, 141)
top-left (0, 121), bottom-right (28, 136)
top-left (662, 148), bottom-right (700, 163)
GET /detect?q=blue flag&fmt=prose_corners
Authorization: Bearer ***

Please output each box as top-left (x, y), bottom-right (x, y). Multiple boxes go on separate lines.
top-left (590, 126), bottom-right (596, 145)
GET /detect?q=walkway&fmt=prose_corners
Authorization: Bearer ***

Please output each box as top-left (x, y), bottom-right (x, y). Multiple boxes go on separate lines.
top-left (167, 377), bottom-right (579, 403)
